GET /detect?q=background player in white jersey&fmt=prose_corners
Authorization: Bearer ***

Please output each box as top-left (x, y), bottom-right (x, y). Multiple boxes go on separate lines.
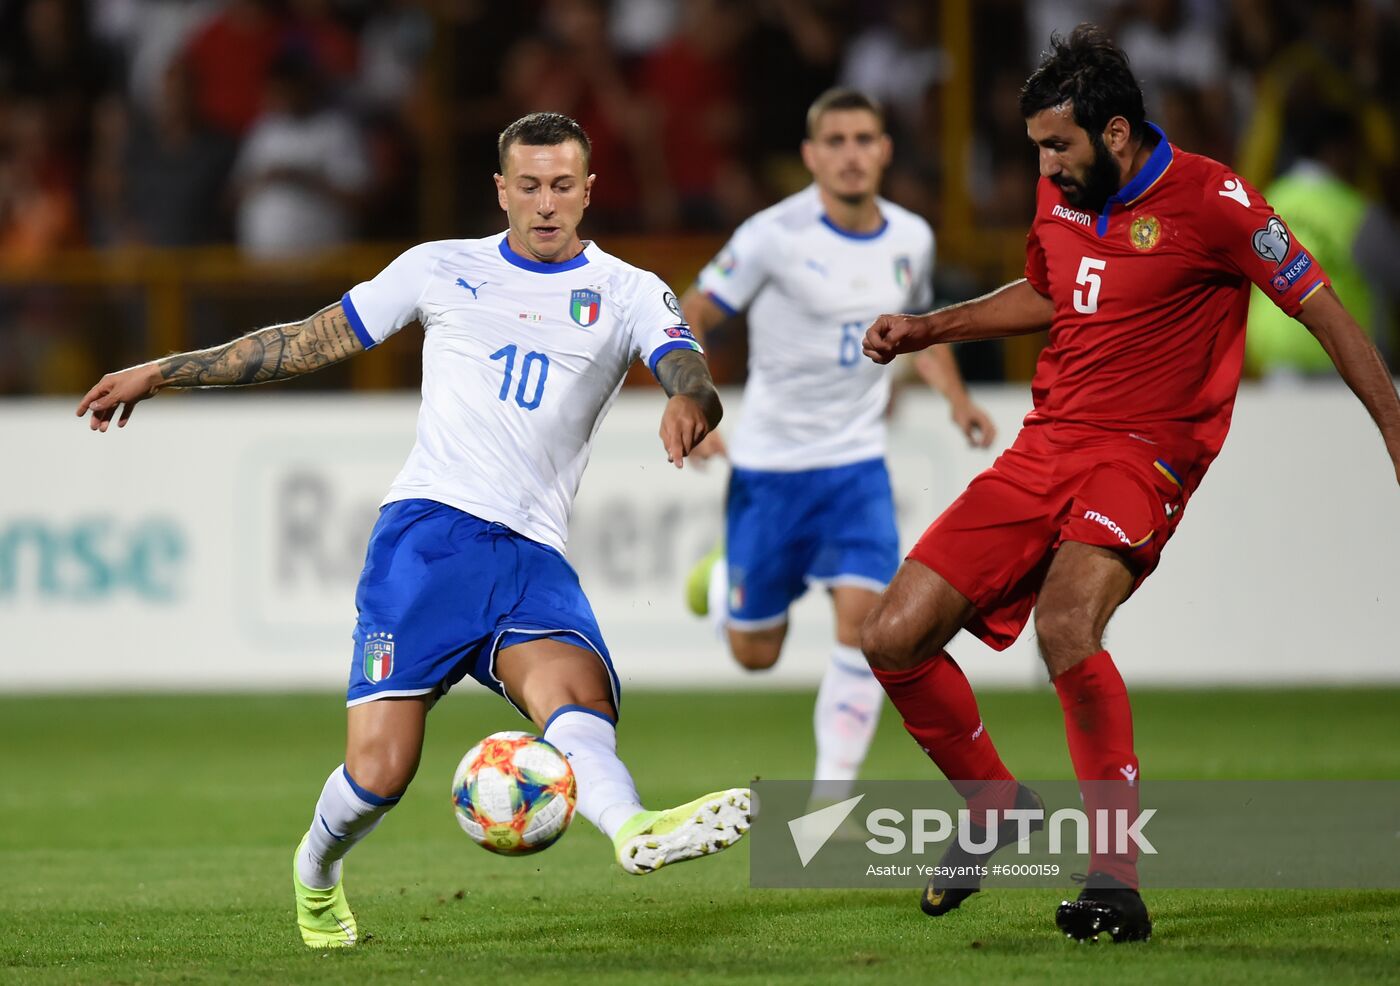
top-left (680, 89), bottom-right (996, 803)
top-left (76, 112), bottom-right (751, 949)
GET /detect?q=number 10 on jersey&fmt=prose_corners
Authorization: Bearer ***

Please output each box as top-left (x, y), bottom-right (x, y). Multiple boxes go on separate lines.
top-left (490, 344), bottom-right (550, 410)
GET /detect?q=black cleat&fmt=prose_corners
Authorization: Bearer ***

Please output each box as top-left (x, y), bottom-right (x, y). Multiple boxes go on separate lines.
top-left (921, 783), bottom-right (1044, 917)
top-left (1055, 872), bottom-right (1152, 942)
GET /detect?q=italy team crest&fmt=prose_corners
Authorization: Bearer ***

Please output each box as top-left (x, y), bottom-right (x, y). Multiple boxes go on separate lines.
top-left (570, 288), bottom-right (602, 327)
top-left (1129, 215), bottom-right (1161, 251)
top-left (364, 632), bottom-right (394, 683)
top-left (893, 255), bottom-right (912, 289)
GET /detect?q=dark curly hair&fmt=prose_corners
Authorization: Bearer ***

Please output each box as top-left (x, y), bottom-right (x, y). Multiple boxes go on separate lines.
top-left (498, 112), bottom-right (592, 172)
top-left (1019, 24), bottom-right (1146, 142)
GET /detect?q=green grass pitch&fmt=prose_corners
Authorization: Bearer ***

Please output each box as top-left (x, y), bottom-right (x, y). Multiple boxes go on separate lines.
top-left (4, 688), bottom-right (1399, 984)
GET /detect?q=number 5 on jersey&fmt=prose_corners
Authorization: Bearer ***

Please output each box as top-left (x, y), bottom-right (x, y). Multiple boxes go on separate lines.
top-left (490, 344), bottom-right (550, 410)
top-left (1074, 257), bottom-right (1107, 314)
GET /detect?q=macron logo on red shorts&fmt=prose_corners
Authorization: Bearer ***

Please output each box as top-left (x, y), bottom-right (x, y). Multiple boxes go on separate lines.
top-left (1083, 509), bottom-right (1131, 546)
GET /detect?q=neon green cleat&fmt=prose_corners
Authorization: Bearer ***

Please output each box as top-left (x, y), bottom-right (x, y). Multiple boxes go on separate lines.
top-left (613, 788), bottom-right (752, 874)
top-left (293, 835), bottom-right (358, 948)
top-left (684, 541), bottom-right (725, 617)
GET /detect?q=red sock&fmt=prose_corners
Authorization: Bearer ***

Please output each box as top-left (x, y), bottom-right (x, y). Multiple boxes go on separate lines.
top-left (872, 652), bottom-right (1017, 825)
top-left (1053, 650), bottom-right (1140, 888)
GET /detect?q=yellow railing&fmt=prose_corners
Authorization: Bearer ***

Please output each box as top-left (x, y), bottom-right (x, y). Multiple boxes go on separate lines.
top-left (0, 230), bottom-right (1036, 392)
top-left (0, 238), bottom-right (724, 390)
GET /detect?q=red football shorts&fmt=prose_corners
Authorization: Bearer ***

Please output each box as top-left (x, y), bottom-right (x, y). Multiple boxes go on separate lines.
top-left (909, 423), bottom-right (1197, 651)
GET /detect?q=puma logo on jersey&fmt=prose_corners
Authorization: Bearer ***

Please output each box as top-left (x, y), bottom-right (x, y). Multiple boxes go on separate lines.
top-left (456, 277), bottom-right (487, 298)
top-left (1218, 178), bottom-right (1250, 207)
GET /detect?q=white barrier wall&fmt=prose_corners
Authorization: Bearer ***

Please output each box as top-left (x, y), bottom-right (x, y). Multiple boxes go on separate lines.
top-left (3, 385), bottom-right (1397, 692)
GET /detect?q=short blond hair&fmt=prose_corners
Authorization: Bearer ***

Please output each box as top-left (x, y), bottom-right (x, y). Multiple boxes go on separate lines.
top-left (806, 88), bottom-right (886, 138)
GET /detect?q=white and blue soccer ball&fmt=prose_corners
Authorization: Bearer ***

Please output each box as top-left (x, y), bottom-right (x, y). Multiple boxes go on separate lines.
top-left (451, 731), bottom-right (577, 855)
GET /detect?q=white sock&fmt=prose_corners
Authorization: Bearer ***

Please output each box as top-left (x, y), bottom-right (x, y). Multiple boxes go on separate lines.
top-left (811, 643), bottom-right (884, 802)
top-left (296, 765), bottom-right (399, 890)
top-left (544, 707), bottom-right (645, 840)
top-left (708, 555), bottom-right (729, 640)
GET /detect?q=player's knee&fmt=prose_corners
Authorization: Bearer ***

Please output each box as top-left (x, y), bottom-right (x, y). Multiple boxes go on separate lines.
top-left (860, 609), bottom-right (919, 672)
top-left (1033, 606), bottom-right (1099, 666)
top-left (729, 632), bottom-right (783, 671)
top-left (345, 747), bottom-right (419, 801)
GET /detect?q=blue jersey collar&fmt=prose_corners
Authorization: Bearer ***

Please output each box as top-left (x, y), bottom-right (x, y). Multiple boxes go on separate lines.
top-left (498, 234), bottom-right (592, 273)
top-left (820, 213), bottom-right (889, 241)
top-left (1095, 122), bottom-right (1172, 236)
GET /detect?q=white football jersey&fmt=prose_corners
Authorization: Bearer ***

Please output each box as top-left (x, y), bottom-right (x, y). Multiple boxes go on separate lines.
top-left (696, 185), bottom-right (934, 471)
top-left (344, 234), bottom-right (699, 552)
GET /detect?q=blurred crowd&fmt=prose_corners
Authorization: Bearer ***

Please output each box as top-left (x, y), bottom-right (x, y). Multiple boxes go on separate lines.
top-left (1, 0), bottom-right (1399, 383)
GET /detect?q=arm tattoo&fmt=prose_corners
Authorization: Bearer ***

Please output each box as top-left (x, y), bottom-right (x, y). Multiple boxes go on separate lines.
top-left (656, 348), bottom-right (723, 429)
top-left (156, 302), bottom-right (366, 388)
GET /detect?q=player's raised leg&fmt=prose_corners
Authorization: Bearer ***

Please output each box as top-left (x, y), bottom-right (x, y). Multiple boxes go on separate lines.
top-left (725, 622), bottom-right (787, 671)
top-left (293, 695), bottom-right (430, 948)
top-left (861, 560), bottom-right (1014, 806)
top-left (683, 539), bottom-right (726, 624)
top-left (810, 586), bottom-right (885, 803)
top-left (686, 544), bottom-right (790, 668)
top-left (861, 560), bottom-right (1031, 913)
top-left (496, 638), bottom-right (751, 874)
top-left (1034, 541), bottom-right (1151, 942)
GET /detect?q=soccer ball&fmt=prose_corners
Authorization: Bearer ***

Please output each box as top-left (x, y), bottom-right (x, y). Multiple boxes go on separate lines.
top-left (451, 731), bottom-right (577, 855)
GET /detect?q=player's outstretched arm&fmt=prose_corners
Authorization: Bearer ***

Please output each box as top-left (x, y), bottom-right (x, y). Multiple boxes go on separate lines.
top-left (76, 302), bottom-right (365, 432)
top-left (863, 279), bottom-right (1054, 364)
top-left (679, 288), bottom-right (730, 347)
top-left (655, 348), bottom-right (723, 470)
top-left (913, 346), bottom-right (998, 449)
top-left (677, 288), bottom-right (733, 462)
top-left (1296, 287), bottom-right (1400, 484)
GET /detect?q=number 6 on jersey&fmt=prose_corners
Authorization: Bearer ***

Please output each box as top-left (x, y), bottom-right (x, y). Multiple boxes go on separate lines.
top-left (1073, 257), bottom-right (1106, 314)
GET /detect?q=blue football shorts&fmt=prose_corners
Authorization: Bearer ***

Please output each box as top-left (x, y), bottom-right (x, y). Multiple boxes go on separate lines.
top-left (725, 457), bottom-right (900, 629)
top-left (345, 499), bottom-right (619, 718)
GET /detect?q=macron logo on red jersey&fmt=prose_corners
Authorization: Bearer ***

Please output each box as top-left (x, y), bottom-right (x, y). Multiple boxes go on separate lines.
top-left (1218, 177), bottom-right (1250, 207)
top-left (1052, 203), bottom-right (1093, 227)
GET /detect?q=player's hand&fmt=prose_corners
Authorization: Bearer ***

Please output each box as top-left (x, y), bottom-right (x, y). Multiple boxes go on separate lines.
top-left (76, 362), bottom-right (165, 432)
top-left (660, 394), bottom-right (709, 469)
top-left (863, 313), bottom-right (936, 364)
top-left (952, 400), bottom-right (997, 449)
top-left (687, 430), bottom-right (728, 467)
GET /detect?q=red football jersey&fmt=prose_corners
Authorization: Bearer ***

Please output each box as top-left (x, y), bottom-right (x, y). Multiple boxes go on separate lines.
top-left (1023, 124), bottom-right (1329, 488)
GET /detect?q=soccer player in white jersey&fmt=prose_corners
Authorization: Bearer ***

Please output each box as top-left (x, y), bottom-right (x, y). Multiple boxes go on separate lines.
top-left (680, 89), bottom-right (996, 804)
top-left (77, 112), bottom-right (751, 949)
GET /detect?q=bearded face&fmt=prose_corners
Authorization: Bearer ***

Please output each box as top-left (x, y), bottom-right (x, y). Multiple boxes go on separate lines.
top-left (1052, 129), bottom-right (1123, 213)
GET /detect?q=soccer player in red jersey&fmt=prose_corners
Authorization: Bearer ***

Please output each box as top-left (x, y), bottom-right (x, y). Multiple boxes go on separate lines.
top-left (859, 25), bottom-right (1400, 942)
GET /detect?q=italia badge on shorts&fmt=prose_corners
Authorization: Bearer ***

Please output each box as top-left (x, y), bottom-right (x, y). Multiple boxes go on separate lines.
top-left (570, 288), bottom-right (602, 327)
top-left (364, 631), bottom-right (395, 683)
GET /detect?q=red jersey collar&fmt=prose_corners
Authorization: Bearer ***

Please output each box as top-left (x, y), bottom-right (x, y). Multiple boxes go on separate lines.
top-left (1095, 122), bottom-right (1172, 236)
